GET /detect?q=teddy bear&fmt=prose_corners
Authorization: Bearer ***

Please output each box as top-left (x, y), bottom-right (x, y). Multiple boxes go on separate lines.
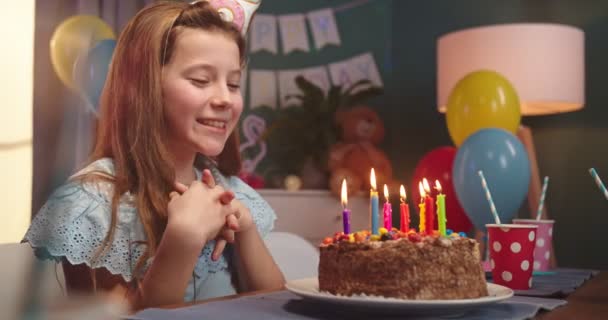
top-left (328, 105), bottom-right (395, 197)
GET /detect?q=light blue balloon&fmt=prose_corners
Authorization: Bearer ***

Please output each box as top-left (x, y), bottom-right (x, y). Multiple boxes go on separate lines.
top-left (452, 128), bottom-right (530, 231)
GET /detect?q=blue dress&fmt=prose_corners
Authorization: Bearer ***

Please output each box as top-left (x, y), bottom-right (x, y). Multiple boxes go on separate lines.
top-left (23, 158), bottom-right (277, 302)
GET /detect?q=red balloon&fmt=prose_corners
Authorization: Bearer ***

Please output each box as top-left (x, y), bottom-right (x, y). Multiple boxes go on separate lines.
top-left (411, 146), bottom-right (472, 233)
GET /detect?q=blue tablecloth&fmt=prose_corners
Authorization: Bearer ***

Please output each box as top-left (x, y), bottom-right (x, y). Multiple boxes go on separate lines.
top-left (488, 268), bottom-right (599, 297)
top-left (128, 268), bottom-right (597, 320)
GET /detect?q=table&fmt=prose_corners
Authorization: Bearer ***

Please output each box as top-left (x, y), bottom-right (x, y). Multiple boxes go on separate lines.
top-left (164, 272), bottom-right (608, 319)
top-left (535, 271), bottom-right (608, 319)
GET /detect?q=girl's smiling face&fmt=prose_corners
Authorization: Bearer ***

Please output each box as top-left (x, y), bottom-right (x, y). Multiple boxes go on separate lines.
top-left (162, 28), bottom-right (243, 157)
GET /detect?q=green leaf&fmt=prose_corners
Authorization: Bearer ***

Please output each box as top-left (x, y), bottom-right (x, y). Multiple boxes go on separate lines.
top-left (343, 79), bottom-right (373, 97)
top-left (342, 86), bottom-right (384, 107)
top-left (326, 85), bottom-right (343, 114)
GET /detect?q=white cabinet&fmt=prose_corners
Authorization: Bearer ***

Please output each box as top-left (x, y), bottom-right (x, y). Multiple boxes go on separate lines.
top-left (258, 189), bottom-right (372, 246)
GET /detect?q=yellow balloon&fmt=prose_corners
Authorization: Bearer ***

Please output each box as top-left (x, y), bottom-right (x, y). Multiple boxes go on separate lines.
top-left (446, 70), bottom-right (521, 146)
top-left (50, 15), bottom-right (115, 91)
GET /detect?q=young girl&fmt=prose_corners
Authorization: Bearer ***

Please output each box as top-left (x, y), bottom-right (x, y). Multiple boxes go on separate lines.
top-left (23, 0), bottom-right (284, 310)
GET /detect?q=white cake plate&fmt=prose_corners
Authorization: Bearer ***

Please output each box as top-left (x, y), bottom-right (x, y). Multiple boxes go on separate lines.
top-left (285, 277), bottom-right (513, 317)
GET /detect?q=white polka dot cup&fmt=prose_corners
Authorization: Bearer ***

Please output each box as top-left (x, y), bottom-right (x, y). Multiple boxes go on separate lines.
top-left (486, 223), bottom-right (538, 290)
top-left (513, 219), bottom-right (555, 272)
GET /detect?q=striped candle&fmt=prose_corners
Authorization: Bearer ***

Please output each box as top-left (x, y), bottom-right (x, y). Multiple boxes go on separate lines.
top-left (477, 171), bottom-right (501, 224)
top-left (589, 168), bottom-right (608, 200)
top-left (535, 176), bottom-right (549, 220)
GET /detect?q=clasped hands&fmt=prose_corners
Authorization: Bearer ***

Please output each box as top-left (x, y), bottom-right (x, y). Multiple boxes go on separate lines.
top-left (168, 169), bottom-right (253, 261)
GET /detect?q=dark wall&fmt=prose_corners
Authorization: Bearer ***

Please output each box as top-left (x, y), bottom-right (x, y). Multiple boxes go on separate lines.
top-left (258, 0), bottom-right (608, 268)
top-left (387, 0), bottom-right (608, 269)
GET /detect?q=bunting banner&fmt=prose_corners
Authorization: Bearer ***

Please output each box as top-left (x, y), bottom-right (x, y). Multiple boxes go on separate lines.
top-left (249, 70), bottom-right (277, 109)
top-left (248, 0), bottom-right (374, 55)
top-left (277, 66), bottom-right (330, 107)
top-left (248, 52), bottom-right (382, 109)
top-left (278, 14), bottom-right (309, 54)
top-left (307, 8), bottom-right (341, 50)
top-left (328, 52), bottom-right (383, 90)
top-left (249, 14), bottom-right (278, 54)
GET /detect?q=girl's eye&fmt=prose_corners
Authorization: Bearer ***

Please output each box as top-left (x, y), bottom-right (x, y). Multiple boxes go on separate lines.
top-left (228, 83), bottom-right (240, 90)
top-left (190, 78), bottom-right (209, 86)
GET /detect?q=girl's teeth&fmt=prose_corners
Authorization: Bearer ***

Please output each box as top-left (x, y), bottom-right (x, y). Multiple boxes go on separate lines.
top-left (201, 120), bottom-right (226, 129)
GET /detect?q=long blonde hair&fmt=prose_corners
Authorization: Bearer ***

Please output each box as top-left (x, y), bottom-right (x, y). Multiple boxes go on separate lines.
top-left (87, 1), bottom-right (246, 283)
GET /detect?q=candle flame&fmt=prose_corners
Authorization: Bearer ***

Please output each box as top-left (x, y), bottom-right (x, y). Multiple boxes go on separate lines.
top-left (370, 168), bottom-right (377, 191)
top-left (419, 181), bottom-right (425, 199)
top-left (341, 179), bottom-right (348, 207)
top-left (423, 178), bottom-right (431, 193)
top-left (383, 184), bottom-right (389, 201)
top-left (400, 185), bottom-right (407, 202)
top-left (435, 180), bottom-right (442, 193)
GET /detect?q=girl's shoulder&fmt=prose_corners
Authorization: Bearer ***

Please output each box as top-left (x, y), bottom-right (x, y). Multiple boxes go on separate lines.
top-left (23, 158), bottom-right (145, 282)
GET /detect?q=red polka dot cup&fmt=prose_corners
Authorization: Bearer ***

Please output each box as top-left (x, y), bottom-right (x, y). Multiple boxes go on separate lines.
top-left (486, 223), bottom-right (538, 290)
top-left (513, 219), bottom-right (555, 271)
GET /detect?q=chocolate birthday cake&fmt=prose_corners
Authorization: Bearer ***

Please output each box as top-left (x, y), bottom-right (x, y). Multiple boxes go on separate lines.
top-left (318, 228), bottom-right (488, 300)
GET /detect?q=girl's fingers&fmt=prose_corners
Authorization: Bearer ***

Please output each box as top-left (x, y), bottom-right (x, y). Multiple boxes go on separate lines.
top-left (212, 239), bottom-right (227, 261)
top-left (221, 228), bottom-right (235, 243)
top-left (174, 181), bottom-right (188, 194)
top-left (226, 214), bottom-right (239, 231)
top-left (202, 169), bottom-right (216, 188)
top-left (219, 190), bottom-right (235, 204)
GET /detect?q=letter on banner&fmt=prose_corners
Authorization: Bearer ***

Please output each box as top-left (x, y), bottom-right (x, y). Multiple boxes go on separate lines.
top-left (307, 8), bottom-right (341, 50)
top-left (278, 14), bottom-right (310, 54)
top-left (250, 14), bottom-right (277, 54)
top-left (249, 70), bottom-right (277, 109)
top-left (278, 67), bottom-right (330, 108)
top-left (329, 52), bottom-right (383, 90)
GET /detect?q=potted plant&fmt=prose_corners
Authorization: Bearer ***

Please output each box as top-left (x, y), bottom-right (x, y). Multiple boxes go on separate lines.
top-left (256, 75), bottom-right (383, 189)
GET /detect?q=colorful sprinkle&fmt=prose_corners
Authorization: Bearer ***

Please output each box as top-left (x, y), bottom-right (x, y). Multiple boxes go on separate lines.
top-left (348, 234), bottom-right (355, 243)
top-left (380, 233), bottom-right (392, 241)
top-left (446, 229), bottom-right (453, 235)
top-left (354, 232), bottom-right (366, 242)
top-left (458, 232), bottom-right (467, 238)
top-left (322, 237), bottom-right (333, 245)
top-left (370, 235), bottom-right (381, 241)
top-left (379, 227), bottom-right (389, 235)
top-left (408, 233), bottom-right (422, 243)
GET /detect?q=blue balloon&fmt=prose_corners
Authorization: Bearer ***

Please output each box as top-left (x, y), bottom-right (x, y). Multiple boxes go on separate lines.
top-left (79, 39), bottom-right (115, 113)
top-left (452, 128), bottom-right (530, 230)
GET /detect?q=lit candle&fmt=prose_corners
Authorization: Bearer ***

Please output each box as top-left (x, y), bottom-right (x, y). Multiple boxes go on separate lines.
top-left (435, 180), bottom-right (447, 236)
top-left (418, 181), bottom-right (426, 234)
top-left (383, 184), bottom-right (392, 230)
top-left (341, 179), bottom-right (351, 234)
top-left (423, 178), bottom-right (435, 234)
top-left (370, 168), bottom-right (379, 235)
top-left (400, 185), bottom-right (410, 233)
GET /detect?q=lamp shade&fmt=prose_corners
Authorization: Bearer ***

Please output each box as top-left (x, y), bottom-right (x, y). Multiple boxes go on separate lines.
top-left (437, 23), bottom-right (585, 115)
